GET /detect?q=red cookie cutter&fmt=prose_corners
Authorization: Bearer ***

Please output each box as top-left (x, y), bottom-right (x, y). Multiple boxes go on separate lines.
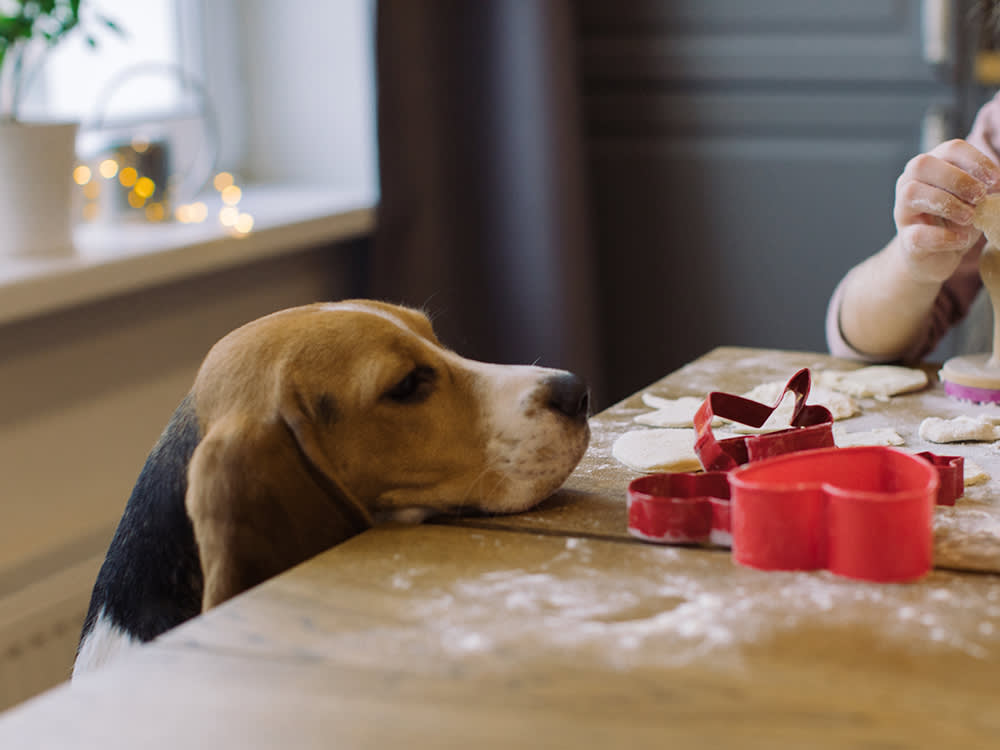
top-left (628, 446), bottom-right (939, 582)
top-left (915, 451), bottom-right (963, 507)
top-left (694, 368), bottom-right (834, 472)
top-left (728, 446), bottom-right (936, 582)
top-left (627, 472), bottom-right (731, 547)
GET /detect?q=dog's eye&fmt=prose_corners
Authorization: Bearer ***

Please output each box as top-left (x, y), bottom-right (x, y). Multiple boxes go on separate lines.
top-left (385, 366), bottom-right (435, 403)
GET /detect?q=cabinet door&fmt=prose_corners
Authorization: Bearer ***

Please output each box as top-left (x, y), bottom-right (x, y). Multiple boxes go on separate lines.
top-left (579, 0), bottom-right (963, 401)
top-left (579, 0), bottom-right (951, 84)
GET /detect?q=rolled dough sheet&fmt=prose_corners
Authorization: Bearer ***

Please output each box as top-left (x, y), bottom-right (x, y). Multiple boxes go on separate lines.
top-left (817, 365), bottom-right (928, 400)
top-left (832, 426), bottom-right (904, 447)
top-left (918, 415), bottom-right (1000, 443)
top-left (612, 428), bottom-right (701, 473)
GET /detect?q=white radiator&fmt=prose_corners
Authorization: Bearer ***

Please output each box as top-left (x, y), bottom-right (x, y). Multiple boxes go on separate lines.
top-left (0, 555), bottom-right (103, 712)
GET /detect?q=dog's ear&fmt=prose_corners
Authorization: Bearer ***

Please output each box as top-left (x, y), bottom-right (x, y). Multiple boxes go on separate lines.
top-left (185, 412), bottom-right (372, 610)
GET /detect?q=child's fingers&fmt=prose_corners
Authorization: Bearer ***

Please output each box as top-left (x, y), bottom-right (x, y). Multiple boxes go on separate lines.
top-left (895, 180), bottom-right (975, 227)
top-left (928, 138), bottom-right (1000, 187)
top-left (899, 149), bottom-right (991, 206)
top-left (903, 221), bottom-right (976, 254)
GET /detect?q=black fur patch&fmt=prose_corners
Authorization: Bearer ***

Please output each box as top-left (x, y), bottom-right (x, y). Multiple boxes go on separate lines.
top-left (78, 394), bottom-right (204, 646)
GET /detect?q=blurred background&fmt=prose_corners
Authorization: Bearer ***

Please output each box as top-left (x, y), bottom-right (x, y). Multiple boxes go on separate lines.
top-left (1, 0), bottom-right (996, 709)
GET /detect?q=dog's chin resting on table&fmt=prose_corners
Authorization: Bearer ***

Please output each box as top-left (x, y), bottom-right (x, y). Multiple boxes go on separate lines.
top-left (74, 299), bottom-right (590, 678)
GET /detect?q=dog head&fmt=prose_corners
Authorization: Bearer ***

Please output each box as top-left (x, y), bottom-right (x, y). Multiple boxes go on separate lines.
top-left (185, 300), bottom-right (590, 608)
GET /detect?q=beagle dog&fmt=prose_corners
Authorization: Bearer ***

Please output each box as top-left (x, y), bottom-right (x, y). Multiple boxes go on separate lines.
top-left (74, 300), bottom-right (590, 677)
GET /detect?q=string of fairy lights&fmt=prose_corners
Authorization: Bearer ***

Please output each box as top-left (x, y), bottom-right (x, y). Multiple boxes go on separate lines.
top-left (72, 139), bottom-right (255, 235)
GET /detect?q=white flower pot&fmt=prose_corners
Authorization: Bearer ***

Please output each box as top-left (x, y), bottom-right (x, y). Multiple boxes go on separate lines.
top-left (0, 120), bottom-right (78, 257)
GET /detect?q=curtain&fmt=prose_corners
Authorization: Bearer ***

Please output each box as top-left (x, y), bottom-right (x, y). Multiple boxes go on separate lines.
top-left (372, 0), bottom-right (605, 405)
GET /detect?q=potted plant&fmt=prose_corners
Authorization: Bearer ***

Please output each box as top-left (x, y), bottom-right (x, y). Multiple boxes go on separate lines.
top-left (0, 1), bottom-right (120, 257)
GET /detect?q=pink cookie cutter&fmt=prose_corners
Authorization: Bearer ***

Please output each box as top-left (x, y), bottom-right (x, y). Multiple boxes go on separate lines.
top-left (693, 368), bottom-right (834, 472)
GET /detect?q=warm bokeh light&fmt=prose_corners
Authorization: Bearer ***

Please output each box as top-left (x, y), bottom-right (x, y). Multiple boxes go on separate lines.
top-left (73, 165), bottom-right (91, 185)
top-left (99, 159), bottom-right (119, 179)
top-left (189, 201), bottom-right (208, 222)
top-left (134, 177), bottom-right (155, 199)
top-left (233, 212), bottom-right (254, 234)
top-left (81, 202), bottom-right (99, 221)
top-left (213, 171), bottom-right (233, 191)
top-left (131, 137), bottom-right (150, 153)
top-left (220, 184), bottom-right (242, 206)
top-left (127, 190), bottom-right (147, 208)
top-left (219, 206), bottom-right (239, 226)
top-left (83, 181), bottom-right (100, 200)
top-left (118, 167), bottom-right (138, 188)
top-left (145, 202), bottom-right (166, 222)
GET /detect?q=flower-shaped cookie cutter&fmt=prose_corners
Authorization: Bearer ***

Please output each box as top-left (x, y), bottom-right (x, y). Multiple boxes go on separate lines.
top-left (693, 368), bottom-right (834, 472)
top-left (627, 472), bottom-right (732, 547)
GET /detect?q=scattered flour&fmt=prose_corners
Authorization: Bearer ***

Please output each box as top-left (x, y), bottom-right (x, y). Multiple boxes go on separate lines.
top-left (363, 548), bottom-right (1000, 672)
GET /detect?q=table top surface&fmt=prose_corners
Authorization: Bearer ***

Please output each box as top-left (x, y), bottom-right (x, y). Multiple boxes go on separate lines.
top-left (3, 346), bottom-right (1000, 749)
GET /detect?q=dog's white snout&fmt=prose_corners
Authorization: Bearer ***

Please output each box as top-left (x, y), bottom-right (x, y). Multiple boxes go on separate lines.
top-left (544, 372), bottom-right (590, 421)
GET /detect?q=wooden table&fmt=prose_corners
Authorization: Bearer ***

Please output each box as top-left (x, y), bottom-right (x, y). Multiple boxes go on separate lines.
top-left (2, 347), bottom-right (1000, 748)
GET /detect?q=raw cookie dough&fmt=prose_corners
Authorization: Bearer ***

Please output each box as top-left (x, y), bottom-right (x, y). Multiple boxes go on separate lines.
top-left (818, 365), bottom-right (928, 400)
top-left (973, 193), bottom-right (1000, 247)
top-left (727, 382), bottom-right (858, 435)
top-left (833, 426), bottom-right (905, 448)
top-left (612, 428), bottom-right (701, 473)
top-left (635, 393), bottom-right (721, 428)
top-left (918, 415), bottom-right (1000, 443)
top-left (965, 459), bottom-right (990, 487)
top-left (741, 381), bottom-right (859, 420)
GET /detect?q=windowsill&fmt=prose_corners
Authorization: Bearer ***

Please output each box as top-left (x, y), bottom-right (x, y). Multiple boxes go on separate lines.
top-left (0, 183), bottom-right (377, 327)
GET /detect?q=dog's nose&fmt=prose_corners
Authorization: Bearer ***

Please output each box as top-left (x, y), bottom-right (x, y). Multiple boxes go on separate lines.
top-left (546, 372), bottom-right (590, 421)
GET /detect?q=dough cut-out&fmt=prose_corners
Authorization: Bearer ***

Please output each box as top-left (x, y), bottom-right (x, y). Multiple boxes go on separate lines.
top-left (833, 426), bottom-right (904, 448)
top-left (612, 428), bottom-right (701, 473)
top-left (964, 459), bottom-right (989, 486)
top-left (729, 382), bottom-right (859, 435)
top-left (818, 365), bottom-right (928, 400)
top-left (635, 393), bottom-right (721, 428)
top-left (918, 415), bottom-right (1000, 443)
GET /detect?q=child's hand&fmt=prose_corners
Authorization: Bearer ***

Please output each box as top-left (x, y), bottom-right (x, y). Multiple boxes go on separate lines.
top-left (893, 139), bottom-right (1000, 283)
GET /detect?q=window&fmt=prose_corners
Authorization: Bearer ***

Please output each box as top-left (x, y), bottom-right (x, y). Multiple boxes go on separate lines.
top-left (19, 0), bottom-right (185, 123)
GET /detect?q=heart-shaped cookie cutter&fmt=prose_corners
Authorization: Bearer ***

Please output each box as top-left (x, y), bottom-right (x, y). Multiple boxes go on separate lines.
top-left (693, 368), bottom-right (834, 472)
top-left (728, 446), bottom-right (936, 582)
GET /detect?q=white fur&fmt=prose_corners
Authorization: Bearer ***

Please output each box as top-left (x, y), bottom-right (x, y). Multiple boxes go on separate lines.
top-left (469, 361), bottom-right (590, 513)
top-left (73, 608), bottom-right (144, 679)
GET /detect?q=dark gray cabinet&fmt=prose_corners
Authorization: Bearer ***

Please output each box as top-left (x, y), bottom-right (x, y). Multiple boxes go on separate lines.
top-left (579, 0), bottom-right (983, 402)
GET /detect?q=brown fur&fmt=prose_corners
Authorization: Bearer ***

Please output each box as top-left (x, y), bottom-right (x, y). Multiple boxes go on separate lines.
top-left (185, 300), bottom-right (590, 610)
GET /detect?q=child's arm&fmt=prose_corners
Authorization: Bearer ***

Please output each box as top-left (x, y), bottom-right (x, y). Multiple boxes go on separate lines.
top-left (830, 138), bottom-right (1000, 361)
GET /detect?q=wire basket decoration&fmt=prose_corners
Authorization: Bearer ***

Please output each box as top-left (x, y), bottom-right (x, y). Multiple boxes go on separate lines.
top-left (74, 62), bottom-right (225, 226)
